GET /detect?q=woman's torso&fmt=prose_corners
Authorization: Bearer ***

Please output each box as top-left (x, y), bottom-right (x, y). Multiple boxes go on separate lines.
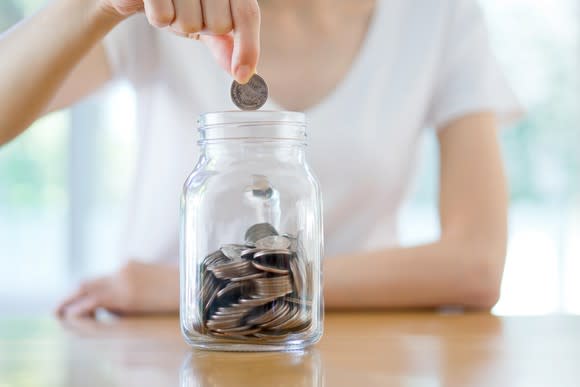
top-left (107, 1), bottom-right (455, 261)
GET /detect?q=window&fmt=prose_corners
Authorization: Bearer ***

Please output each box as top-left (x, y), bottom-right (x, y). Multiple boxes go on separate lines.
top-left (400, 0), bottom-right (580, 314)
top-left (0, 1), bottom-right (136, 313)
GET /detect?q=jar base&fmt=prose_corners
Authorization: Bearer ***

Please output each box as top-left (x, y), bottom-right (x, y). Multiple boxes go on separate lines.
top-left (183, 332), bottom-right (322, 352)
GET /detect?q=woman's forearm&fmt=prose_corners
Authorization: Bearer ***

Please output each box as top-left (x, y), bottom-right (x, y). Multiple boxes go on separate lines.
top-left (323, 238), bottom-right (505, 310)
top-left (0, 0), bottom-right (122, 145)
top-left (323, 114), bottom-right (509, 311)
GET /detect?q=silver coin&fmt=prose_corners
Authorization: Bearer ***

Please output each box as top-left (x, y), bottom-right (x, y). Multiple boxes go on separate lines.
top-left (289, 257), bottom-right (305, 296)
top-left (238, 295), bottom-right (280, 307)
top-left (260, 304), bottom-right (295, 329)
top-left (290, 319), bottom-right (312, 334)
top-left (201, 275), bottom-right (218, 305)
top-left (253, 249), bottom-right (292, 260)
top-left (220, 244), bottom-right (246, 261)
top-left (246, 302), bottom-right (289, 326)
top-left (230, 272), bottom-right (266, 282)
top-left (255, 235), bottom-right (291, 250)
top-left (270, 308), bottom-right (300, 331)
top-left (230, 74), bottom-right (268, 110)
top-left (216, 328), bottom-right (262, 337)
top-left (216, 304), bottom-right (256, 315)
top-left (247, 174), bottom-right (274, 199)
top-left (198, 228), bottom-right (313, 340)
top-left (240, 247), bottom-right (261, 260)
top-left (203, 250), bottom-right (230, 268)
top-left (213, 324), bottom-right (253, 333)
top-left (204, 286), bottom-right (219, 312)
top-left (209, 261), bottom-right (258, 280)
top-left (207, 331), bottom-right (234, 339)
top-left (207, 318), bottom-right (241, 330)
top-left (211, 311), bottom-right (247, 320)
top-left (254, 332), bottom-right (291, 340)
top-left (245, 223), bottom-right (278, 245)
top-left (252, 261), bottom-right (289, 275)
top-left (216, 282), bottom-right (242, 298)
top-left (252, 276), bottom-right (293, 298)
top-left (285, 296), bottom-right (312, 307)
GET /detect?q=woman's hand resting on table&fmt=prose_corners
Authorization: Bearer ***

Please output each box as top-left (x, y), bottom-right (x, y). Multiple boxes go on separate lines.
top-left (57, 261), bottom-right (179, 318)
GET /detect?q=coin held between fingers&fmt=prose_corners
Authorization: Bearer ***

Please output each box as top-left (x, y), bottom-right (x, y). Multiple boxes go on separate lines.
top-left (230, 74), bottom-right (269, 111)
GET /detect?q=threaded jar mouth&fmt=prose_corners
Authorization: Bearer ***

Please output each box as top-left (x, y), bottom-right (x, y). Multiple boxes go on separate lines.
top-left (198, 111), bottom-right (307, 143)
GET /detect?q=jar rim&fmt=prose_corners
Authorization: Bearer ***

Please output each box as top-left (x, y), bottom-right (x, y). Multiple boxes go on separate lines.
top-left (198, 111), bottom-right (306, 128)
top-left (197, 111), bottom-right (307, 143)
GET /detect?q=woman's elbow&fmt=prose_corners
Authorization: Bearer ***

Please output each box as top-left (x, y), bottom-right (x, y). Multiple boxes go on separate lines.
top-left (459, 242), bottom-right (507, 309)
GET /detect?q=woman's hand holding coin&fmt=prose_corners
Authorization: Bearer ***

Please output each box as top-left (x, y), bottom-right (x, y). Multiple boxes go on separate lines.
top-left (98, 0), bottom-right (260, 83)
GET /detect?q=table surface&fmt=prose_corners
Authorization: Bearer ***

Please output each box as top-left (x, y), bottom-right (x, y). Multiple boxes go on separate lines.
top-left (1, 312), bottom-right (579, 387)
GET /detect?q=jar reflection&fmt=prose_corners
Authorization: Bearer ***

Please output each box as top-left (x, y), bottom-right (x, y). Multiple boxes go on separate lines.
top-left (180, 349), bottom-right (322, 387)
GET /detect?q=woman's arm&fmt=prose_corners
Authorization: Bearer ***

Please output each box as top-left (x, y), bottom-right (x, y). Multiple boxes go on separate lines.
top-left (0, 0), bottom-right (260, 147)
top-left (0, 0), bottom-right (122, 145)
top-left (324, 112), bottom-right (508, 310)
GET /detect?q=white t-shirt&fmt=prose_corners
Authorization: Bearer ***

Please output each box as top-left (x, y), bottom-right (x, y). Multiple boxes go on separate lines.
top-left (103, 0), bottom-right (521, 262)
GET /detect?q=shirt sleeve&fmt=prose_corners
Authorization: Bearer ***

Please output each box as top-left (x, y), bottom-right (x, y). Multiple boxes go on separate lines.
top-left (102, 14), bottom-right (158, 85)
top-left (424, 0), bottom-right (524, 130)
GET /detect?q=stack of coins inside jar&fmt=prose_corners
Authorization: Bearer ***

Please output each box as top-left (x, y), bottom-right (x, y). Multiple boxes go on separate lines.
top-left (198, 222), bottom-right (312, 340)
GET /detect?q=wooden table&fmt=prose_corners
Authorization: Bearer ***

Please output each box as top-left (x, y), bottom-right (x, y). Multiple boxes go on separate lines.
top-left (1, 312), bottom-right (579, 386)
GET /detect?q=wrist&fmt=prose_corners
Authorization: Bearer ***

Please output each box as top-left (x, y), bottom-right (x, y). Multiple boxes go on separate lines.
top-left (74, 0), bottom-right (127, 32)
top-left (94, 0), bottom-right (128, 25)
top-left (94, 2), bottom-right (129, 24)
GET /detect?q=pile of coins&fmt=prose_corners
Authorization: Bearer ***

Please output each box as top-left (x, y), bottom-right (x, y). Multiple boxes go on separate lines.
top-left (231, 74), bottom-right (268, 110)
top-left (198, 223), bottom-right (312, 340)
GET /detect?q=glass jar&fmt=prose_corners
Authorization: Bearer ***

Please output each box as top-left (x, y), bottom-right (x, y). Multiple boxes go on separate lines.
top-left (180, 111), bottom-right (324, 351)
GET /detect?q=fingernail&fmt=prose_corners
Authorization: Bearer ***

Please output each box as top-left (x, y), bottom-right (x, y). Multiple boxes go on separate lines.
top-left (235, 65), bottom-right (253, 84)
top-left (188, 33), bottom-right (201, 41)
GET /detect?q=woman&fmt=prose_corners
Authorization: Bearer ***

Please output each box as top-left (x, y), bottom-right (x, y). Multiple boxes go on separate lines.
top-left (0, 0), bottom-right (521, 317)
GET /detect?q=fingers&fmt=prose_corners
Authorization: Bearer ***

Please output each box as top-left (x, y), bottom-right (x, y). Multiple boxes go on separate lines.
top-left (56, 287), bottom-right (84, 312)
top-left (230, 0), bottom-right (260, 83)
top-left (142, 0), bottom-right (260, 84)
top-left (170, 0), bottom-right (203, 35)
top-left (143, 0), bottom-right (176, 28)
top-left (163, 0), bottom-right (235, 36)
top-left (200, 35), bottom-right (234, 74)
top-left (56, 282), bottom-right (90, 317)
top-left (202, 0), bottom-right (233, 35)
top-left (57, 279), bottom-right (106, 319)
top-left (62, 296), bottom-right (99, 319)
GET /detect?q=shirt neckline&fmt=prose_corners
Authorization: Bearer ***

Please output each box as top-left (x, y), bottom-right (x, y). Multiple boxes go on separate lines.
top-left (267, 0), bottom-right (383, 116)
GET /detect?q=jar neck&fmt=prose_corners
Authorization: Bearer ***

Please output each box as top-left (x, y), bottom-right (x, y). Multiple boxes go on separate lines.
top-left (201, 140), bottom-right (307, 164)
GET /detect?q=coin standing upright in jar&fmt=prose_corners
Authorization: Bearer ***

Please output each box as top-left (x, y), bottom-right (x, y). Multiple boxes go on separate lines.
top-left (180, 111), bottom-right (324, 352)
